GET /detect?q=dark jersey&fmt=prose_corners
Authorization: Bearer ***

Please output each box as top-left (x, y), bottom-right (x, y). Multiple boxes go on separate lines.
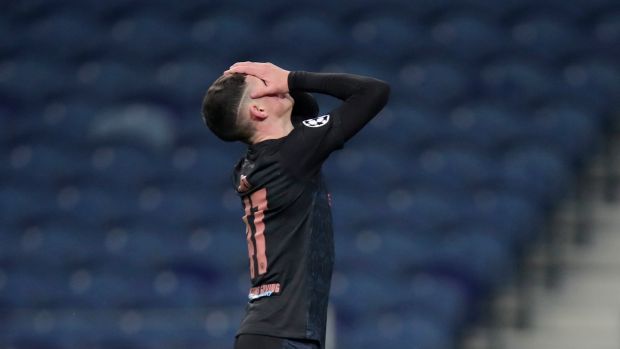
top-left (231, 72), bottom-right (390, 347)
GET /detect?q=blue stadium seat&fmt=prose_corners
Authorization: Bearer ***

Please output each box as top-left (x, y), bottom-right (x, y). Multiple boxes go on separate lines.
top-left (4, 0), bottom-right (59, 21)
top-left (397, 60), bottom-right (471, 107)
top-left (430, 13), bottom-right (507, 62)
top-left (20, 101), bottom-right (98, 146)
top-left (559, 60), bottom-right (620, 116)
top-left (322, 58), bottom-right (396, 84)
top-left (335, 230), bottom-right (432, 274)
top-left (525, 104), bottom-right (600, 165)
top-left (405, 273), bottom-right (470, 330)
top-left (348, 14), bottom-right (427, 65)
top-left (339, 312), bottom-right (454, 349)
top-left (594, 11), bottom-right (620, 56)
top-left (326, 148), bottom-right (403, 195)
top-left (332, 273), bottom-right (404, 318)
top-left (0, 16), bottom-right (24, 58)
top-left (386, 103), bottom-right (448, 149)
top-left (24, 12), bottom-right (104, 60)
top-left (460, 0), bottom-right (539, 17)
top-left (90, 145), bottom-right (158, 188)
top-left (194, 227), bottom-right (248, 272)
top-left (54, 0), bottom-right (135, 17)
top-left (408, 146), bottom-right (496, 193)
top-left (541, 0), bottom-right (618, 21)
top-left (462, 193), bottom-right (543, 249)
top-left (0, 60), bottom-right (72, 104)
top-left (190, 13), bottom-right (264, 64)
top-left (2, 1), bottom-right (619, 348)
top-left (132, 188), bottom-right (210, 227)
top-left (0, 107), bottom-right (10, 144)
top-left (0, 268), bottom-right (69, 308)
top-left (427, 230), bottom-right (515, 295)
top-left (268, 15), bottom-right (346, 63)
top-left (75, 61), bottom-right (156, 102)
top-left (170, 145), bottom-right (239, 192)
top-left (510, 14), bottom-right (585, 62)
top-left (107, 14), bottom-right (190, 62)
top-left (499, 146), bottom-right (571, 208)
top-left (480, 60), bottom-right (558, 106)
top-left (155, 59), bottom-right (223, 107)
top-left (58, 186), bottom-right (138, 225)
top-left (439, 102), bottom-right (524, 151)
top-left (0, 185), bottom-right (57, 227)
top-left (90, 103), bottom-right (176, 150)
top-left (6, 143), bottom-right (88, 185)
top-left (383, 190), bottom-right (462, 233)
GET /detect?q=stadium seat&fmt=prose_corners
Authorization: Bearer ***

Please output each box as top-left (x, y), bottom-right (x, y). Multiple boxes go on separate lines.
top-left (0, 60), bottom-right (72, 104)
top-left (462, 193), bottom-right (543, 249)
top-left (560, 60), bottom-right (620, 116)
top-left (268, 15), bottom-right (346, 64)
top-left (398, 60), bottom-right (471, 107)
top-left (438, 102), bottom-right (524, 151)
top-left (499, 146), bottom-right (572, 208)
top-left (525, 104), bottom-right (600, 165)
top-left (106, 14), bottom-right (190, 63)
top-left (407, 146), bottom-right (496, 193)
top-left (190, 13), bottom-right (265, 64)
top-left (339, 312), bottom-right (454, 349)
top-left (480, 59), bottom-right (558, 106)
top-left (430, 13), bottom-right (507, 63)
top-left (155, 59), bottom-right (224, 107)
top-left (594, 11), bottom-right (620, 56)
top-left (426, 230), bottom-right (515, 295)
top-left (89, 145), bottom-right (159, 188)
top-left (0, 185), bottom-right (57, 227)
top-left (74, 61), bottom-right (156, 103)
top-left (509, 14), bottom-right (585, 63)
top-left (24, 11), bottom-right (104, 61)
top-left (348, 14), bottom-right (428, 65)
top-left (2, 1), bottom-right (619, 348)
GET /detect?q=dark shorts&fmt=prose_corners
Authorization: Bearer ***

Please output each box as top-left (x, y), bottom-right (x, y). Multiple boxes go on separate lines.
top-left (234, 334), bottom-right (320, 349)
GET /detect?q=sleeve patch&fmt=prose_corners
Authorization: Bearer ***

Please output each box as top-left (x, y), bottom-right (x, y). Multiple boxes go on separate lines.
top-left (302, 114), bottom-right (330, 128)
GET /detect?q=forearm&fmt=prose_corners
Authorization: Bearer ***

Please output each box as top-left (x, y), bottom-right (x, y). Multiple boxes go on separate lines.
top-left (288, 71), bottom-right (391, 141)
top-left (288, 71), bottom-right (389, 101)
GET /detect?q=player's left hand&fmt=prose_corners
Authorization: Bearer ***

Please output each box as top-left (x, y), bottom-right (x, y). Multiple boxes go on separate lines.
top-left (225, 62), bottom-right (290, 99)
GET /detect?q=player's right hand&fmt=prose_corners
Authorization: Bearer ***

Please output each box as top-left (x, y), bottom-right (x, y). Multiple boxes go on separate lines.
top-left (225, 62), bottom-right (290, 99)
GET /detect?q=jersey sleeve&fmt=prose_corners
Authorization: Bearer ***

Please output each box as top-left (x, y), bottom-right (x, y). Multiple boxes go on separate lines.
top-left (280, 71), bottom-right (390, 178)
top-left (290, 91), bottom-right (319, 119)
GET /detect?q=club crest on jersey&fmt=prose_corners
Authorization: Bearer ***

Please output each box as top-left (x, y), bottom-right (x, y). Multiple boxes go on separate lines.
top-left (238, 175), bottom-right (252, 193)
top-left (302, 114), bottom-right (330, 128)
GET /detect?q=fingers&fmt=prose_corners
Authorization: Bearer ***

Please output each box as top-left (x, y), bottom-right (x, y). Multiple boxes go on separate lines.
top-left (224, 62), bottom-right (265, 76)
top-left (250, 86), bottom-right (277, 99)
top-left (250, 83), bottom-right (280, 99)
top-left (222, 61), bottom-right (286, 98)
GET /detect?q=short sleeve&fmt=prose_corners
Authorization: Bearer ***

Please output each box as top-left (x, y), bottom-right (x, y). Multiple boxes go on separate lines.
top-left (280, 112), bottom-right (345, 177)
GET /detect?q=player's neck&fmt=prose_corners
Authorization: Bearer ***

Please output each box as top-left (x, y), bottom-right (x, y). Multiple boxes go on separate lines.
top-left (250, 112), bottom-right (294, 144)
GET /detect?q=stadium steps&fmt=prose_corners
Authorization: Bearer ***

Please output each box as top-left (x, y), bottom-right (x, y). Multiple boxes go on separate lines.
top-left (497, 135), bottom-right (620, 349)
top-left (459, 131), bottom-right (620, 349)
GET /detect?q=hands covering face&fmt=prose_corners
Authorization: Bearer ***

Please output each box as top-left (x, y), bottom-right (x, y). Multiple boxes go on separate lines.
top-left (225, 62), bottom-right (290, 99)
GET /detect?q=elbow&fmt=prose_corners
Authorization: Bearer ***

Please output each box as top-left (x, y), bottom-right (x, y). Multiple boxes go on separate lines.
top-left (379, 80), bottom-right (391, 103)
top-left (372, 79), bottom-right (391, 107)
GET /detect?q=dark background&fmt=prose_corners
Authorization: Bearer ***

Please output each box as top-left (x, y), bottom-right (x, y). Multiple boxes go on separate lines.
top-left (1, 0), bottom-right (619, 348)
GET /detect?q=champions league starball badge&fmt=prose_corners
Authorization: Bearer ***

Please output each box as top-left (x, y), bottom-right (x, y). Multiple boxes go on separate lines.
top-left (302, 114), bottom-right (330, 128)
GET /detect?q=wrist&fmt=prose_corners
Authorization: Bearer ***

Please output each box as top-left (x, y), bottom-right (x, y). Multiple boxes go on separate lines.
top-left (287, 71), bottom-right (303, 91)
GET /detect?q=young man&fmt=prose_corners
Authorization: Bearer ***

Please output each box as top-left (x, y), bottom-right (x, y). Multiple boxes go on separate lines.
top-left (202, 62), bottom-right (390, 349)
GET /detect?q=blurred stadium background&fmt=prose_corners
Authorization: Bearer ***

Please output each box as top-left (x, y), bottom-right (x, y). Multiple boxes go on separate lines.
top-left (1, 0), bottom-right (620, 348)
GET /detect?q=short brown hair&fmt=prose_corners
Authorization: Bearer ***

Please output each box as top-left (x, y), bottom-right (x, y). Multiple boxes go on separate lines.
top-left (202, 73), bottom-right (254, 143)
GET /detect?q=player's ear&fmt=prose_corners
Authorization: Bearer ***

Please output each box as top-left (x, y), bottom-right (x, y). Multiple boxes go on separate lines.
top-left (249, 104), bottom-right (268, 121)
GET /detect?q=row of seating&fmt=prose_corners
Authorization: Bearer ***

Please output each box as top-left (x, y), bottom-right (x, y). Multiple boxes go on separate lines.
top-left (2, 0), bottom-right (620, 348)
